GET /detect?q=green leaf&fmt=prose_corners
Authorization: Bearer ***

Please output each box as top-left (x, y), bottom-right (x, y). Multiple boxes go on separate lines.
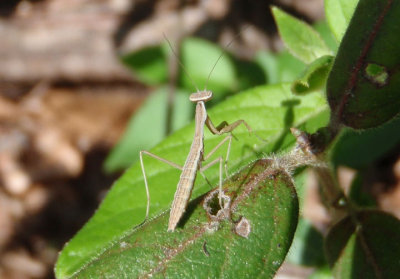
top-left (255, 50), bottom-right (305, 84)
top-left (121, 44), bottom-right (168, 85)
top-left (313, 20), bottom-right (339, 52)
top-left (234, 59), bottom-right (266, 91)
top-left (287, 173), bottom-right (326, 268)
top-left (308, 266), bottom-right (334, 279)
top-left (62, 159), bottom-right (299, 278)
top-left (330, 116), bottom-right (400, 169)
top-left (325, 210), bottom-right (400, 278)
top-left (327, 0), bottom-right (400, 129)
top-left (293, 169), bottom-right (307, 208)
top-left (179, 38), bottom-right (236, 95)
top-left (292, 55), bottom-right (334, 95)
top-left (276, 52), bottom-right (307, 82)
top-left (104, 87), bottom-right (193, 172)
top-left (325, 0), bottom-right (359, 42)
top-left (255, 51), bottom-right (280, 84)
top-left (348, 173), bottom-right (377, 208)
top-left (55, 83), bottom-right (329, 278)
top-left (271, 7), bottom-right (332, 64)
top-left (287, 218), bottom-right (326, 267)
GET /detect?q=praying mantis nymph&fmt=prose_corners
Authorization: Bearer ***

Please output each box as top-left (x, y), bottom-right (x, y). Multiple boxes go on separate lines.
top-left (140, 90), bottom-right (252, 231)
top-left (139, 38), bottom-right (253, 232)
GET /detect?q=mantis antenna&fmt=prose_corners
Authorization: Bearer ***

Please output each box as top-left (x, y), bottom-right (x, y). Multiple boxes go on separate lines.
top-left (163, 33), bottom-right (200, 93)
top-left (204, 25), bottom-right (250, 90)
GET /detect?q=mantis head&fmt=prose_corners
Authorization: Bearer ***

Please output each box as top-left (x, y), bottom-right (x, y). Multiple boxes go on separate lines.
top-left (189, 91), bottom-right (213, 103)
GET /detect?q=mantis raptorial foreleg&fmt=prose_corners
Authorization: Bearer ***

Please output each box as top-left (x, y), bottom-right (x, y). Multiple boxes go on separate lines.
top-left (206, 117), bottom-right (252, 174)
top-left (206, 117), bottom-right (253, 136)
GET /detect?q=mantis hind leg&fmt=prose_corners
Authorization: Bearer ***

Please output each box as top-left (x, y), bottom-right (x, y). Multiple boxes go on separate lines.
top-left (201, 134), bottom-right (233, 211)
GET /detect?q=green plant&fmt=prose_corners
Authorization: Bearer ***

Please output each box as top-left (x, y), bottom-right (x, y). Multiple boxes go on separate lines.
top-left (55, 0), bottom-right (400, 278)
